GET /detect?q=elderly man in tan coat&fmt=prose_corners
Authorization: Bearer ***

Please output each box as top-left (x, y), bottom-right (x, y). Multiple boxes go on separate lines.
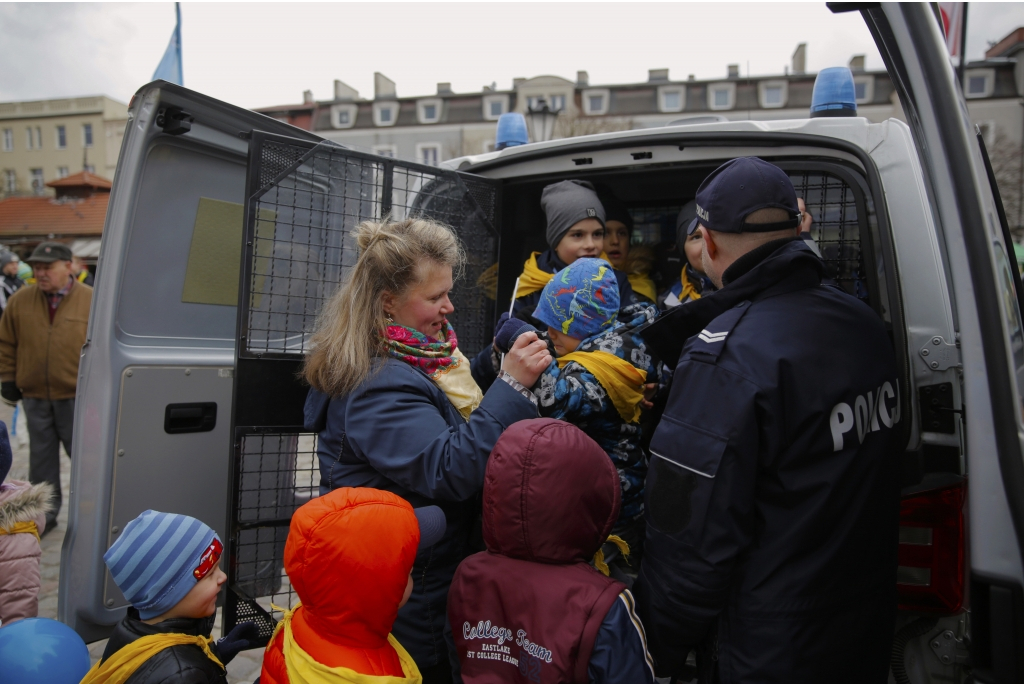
top-left (0, 242), bottom-right (91, 534)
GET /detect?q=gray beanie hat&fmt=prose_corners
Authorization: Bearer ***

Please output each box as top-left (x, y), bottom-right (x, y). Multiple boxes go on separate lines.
top-left (541, 180), bottom-right (606, 249)
top-left (676, 200), bottom-right (698, 247)
top-left (0, 251), bottom-right (17, 268)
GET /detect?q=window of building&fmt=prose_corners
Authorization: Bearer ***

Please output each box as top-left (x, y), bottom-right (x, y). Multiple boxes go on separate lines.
top-left (57, 166), bottom-right (69, 178)
top-left (83, 123), bottom-right (93, 147)
top-left (372, 144), bottom-right (397, 158)
top-left (964, 68), bottom-right (995, 99)
top-left (417, 98), bottom-right (442, 124)
top-left (36, 127), bottom-right (42, 149)
top-left (582, 89), bottom-right (610, 116)
top-left (331, 104), bottom-right (357, 129)
top-left (56, 125), bottom-right (67, 149)
top-left (853, 75), bottom-right (874, 104)
top-left (3, 170), bottom-right (14, 193)
top-left (482, 94), bottom-right (509, 121)
top-left (2, 129), bottom-right (12, 152)
top-left (84, 164), bottom-right (95, 174)
top-left (549, 94), bottom-right (566, 112)
top-left (708, 83), bottom-right (736, 111)
top-left (416, 142), bottom-right (441, 167)
top-left (757, 81), bottom-right (788, 109)
top-left (26, 127), bottom-right (42, 150)
top-left (658, 86), bottom-right (685, 113)
top-left (373, 102), bottom-right (397, 127)
top-left (30, 168), bottom-right (43, 194)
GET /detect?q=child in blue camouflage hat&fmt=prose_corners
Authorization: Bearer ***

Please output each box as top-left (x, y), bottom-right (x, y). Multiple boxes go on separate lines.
top-left (501, 257), bottom-right (660, 574)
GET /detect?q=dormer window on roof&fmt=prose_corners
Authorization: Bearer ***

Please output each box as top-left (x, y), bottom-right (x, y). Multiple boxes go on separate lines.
top-left (708, 83), bottom-right (736, 111)
top-left (417, 98), bottom-right (443, 124)
top-left (853, 75), bottom-right (874, 104)
top-left (582, 89), bottom-right (610, 116)
top-left (964, 68), bottom-right (995, 98)
top-left (658, 86), bottom-right (686, 113)
top-left (331, 104), bottom-right (358, 129)
top-left (373, 102), bottom-right (398, 127)
top-left (758, 80), bottom-right (788, 109)
top-left (483, 94), bottom-right (509, 121)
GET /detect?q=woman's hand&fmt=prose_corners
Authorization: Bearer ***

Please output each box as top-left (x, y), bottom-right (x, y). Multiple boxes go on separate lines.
top-left (641, 382), bottom-right (658, 410)
top-left (501, 332), bottom-right (552, 388)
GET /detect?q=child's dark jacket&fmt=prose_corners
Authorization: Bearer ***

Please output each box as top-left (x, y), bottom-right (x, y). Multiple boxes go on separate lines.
top-left (100, 608), bottom-right (226, 684)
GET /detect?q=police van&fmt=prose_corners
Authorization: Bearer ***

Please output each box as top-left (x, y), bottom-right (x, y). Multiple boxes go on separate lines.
top-left (58, 5), bottom-right (1024, 682)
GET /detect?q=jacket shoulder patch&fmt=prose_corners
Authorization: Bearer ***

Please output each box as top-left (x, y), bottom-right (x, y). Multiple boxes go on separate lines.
top-left (689, 301), bottom-right (751, 362)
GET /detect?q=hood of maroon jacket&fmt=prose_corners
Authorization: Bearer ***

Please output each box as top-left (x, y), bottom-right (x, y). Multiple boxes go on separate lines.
top-left (482, 418), bottom-right (620, 564)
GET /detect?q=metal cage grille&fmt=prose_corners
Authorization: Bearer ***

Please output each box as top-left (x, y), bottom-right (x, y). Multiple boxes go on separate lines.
top-left (242, 138), bottom-right (499, 359)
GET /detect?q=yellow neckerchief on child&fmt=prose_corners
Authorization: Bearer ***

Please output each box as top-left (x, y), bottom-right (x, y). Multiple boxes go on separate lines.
top-left (77, 270), bottom-right (89, 283)
top-left (593, 535), bottom-right (631, 576)
top-left (558, 349), bottom-right (648, 423)
top-left (0, 521), bottom-right (39, 541)
top-left (430, 348), bottom-right (483, 420)
top-left (516, 252), bottom-right (618, 300)
top-left (80, 633), bottom-right (224, 684)
top-left (679, 267), bottom-right (702, 303)
top-left (272, 604), bottom-right (423, 684)
top-left (627, 272), bottom-right (657, 302)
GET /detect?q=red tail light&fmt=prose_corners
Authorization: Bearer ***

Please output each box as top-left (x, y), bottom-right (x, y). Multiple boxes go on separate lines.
top-left (897, 478), bottom-right (966, 614)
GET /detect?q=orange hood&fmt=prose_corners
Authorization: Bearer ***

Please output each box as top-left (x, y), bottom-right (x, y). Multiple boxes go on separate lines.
top-left (284, 487), bottom-right (420, 648)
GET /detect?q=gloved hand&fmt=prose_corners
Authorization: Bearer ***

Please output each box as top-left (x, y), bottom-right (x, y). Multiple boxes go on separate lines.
top-left (495, 316), bottom-right (537, 354)
top-left (212, 621), bottom-right (261, 665)
top-left (0, 382), bottom-right (21, 407)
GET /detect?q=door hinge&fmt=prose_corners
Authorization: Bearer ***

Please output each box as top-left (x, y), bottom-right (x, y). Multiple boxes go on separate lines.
top-left (919, 335), bottom-right (961, 371)
top-left (156, 106), bottom-right (193, 136)
top-left (919, 382), bottom-right (962, 434)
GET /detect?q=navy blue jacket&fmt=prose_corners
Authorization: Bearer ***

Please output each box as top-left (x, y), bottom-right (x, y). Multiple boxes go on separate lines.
top-left (304, 359), bottom-right (538, 671)
top-left (633, 240), bottom-right (901, 682)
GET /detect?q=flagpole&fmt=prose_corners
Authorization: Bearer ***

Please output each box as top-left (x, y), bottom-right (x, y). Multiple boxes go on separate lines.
top-left (175, 2), bottom-right (183, 85)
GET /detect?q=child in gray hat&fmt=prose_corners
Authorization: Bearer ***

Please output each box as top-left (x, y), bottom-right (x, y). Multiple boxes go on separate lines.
top-left (471, 180), bottom-right (639, 391)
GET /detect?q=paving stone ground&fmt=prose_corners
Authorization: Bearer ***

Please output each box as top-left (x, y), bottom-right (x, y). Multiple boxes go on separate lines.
top-left (2, 402), bottom-right (264, 683)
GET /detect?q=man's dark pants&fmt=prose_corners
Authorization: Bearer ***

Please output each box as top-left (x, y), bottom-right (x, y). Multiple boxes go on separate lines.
top-left (24, 397), bottom-right (74, 529)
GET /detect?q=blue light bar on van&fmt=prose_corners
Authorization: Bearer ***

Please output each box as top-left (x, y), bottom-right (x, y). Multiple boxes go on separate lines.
top-left (495, 113), bottom-right (529, 150)
top-left (810, 67), bottom-right (857, 118)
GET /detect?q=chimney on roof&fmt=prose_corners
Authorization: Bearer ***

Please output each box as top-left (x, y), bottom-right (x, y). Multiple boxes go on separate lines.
top-left (334, 79), bottom-right (359, 101)
top-left (577, 71), bottom-right (589, 87)
top-left (649, 68), bottom-right (670, 83)
top-left (792, 43), bottom-right (807, 75)
top-left (303, 90), bottom-right (314, 104)
top-left (849, 55), bottom-right (865, 72)
top-left (727, 64), bottom-right (740, 78)
top-left (374, 72), bottom-right (397, 100)
top-left (437, 82), bottom-right (453, 95)
top-left (513, 78), bottom-right (526, 88)
top-left (688, 74), bottom-right (695, 81)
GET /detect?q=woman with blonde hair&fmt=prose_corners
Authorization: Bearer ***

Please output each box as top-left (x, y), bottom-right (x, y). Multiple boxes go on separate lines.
top-left (303, 217), bottom-right (549, 682)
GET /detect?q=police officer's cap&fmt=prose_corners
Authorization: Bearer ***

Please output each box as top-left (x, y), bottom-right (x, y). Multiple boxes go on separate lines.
top-left (689, 157), bottom-right (801, 235)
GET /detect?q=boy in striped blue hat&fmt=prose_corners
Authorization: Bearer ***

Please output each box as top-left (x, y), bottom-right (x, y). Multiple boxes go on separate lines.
top-left (84, 510), bottom-right (258, 683)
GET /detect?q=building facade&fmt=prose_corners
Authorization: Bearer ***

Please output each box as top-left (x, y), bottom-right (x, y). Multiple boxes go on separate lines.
top-left (255, 34), bottom-right (1024, 170)
top-left (0, 96), bottom-right (128, 199)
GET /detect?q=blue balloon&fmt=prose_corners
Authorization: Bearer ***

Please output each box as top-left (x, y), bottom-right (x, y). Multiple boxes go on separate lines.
top-left (0, 617), bottom-right (91, 683)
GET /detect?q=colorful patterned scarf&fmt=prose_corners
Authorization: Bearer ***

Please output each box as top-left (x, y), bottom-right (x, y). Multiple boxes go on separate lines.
top-left (384, 321), bottom-right (483, 419)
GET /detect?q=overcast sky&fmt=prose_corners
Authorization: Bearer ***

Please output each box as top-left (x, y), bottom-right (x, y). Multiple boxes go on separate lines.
top-left (1, 2), bottom-right (1022, 110)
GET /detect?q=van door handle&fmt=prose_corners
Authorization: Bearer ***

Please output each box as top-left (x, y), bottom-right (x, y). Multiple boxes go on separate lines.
top-left (164, 403), bottom-right (217, 434)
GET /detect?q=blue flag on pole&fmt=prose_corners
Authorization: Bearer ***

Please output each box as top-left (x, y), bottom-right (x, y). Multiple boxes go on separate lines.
top-left (152, 3), bottom-right (183, 85)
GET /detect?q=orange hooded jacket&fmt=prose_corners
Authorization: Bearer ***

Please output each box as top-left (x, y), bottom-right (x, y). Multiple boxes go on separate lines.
top-left (261, 487), bottom-right (420, 683)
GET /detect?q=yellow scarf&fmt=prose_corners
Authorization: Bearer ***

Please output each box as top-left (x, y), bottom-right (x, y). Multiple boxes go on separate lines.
top-left (0, 521), bottom-right (39, 541)
top-left (558, 349), bottom-right (648, 423)
top-left (431, 348), bottom-right (483, 420)
top-left (627, 272), bottom-right (657, 302)
top-left (80, 634), bottom-right (224, 684)
top-left (272, 605), bottom-right (422, 684)
top-left (516, 252), bottom-right (619, 300)
top-left (680, 268), bottom-right (702, 303)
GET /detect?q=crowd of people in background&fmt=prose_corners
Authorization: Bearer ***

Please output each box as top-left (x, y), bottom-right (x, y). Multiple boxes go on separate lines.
top-left (0, 157), bottom-right (902, 684)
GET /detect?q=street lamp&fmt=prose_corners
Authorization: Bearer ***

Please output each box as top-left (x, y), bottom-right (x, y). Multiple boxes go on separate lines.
top-left (526, 97), bottom-right (560, 143)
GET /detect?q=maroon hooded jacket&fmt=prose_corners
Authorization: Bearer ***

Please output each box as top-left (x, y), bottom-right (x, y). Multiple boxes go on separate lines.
top-left (448, 418), bottom-right (626, 683)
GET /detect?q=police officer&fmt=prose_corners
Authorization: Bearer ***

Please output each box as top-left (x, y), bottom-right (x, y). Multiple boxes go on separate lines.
top-left (633, 157), bottom-right (902, 682)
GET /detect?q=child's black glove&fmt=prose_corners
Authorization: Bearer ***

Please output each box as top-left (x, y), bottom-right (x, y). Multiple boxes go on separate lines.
top-left (212, 621), bottom-right (260, 665)
top-left (495, 316), bottom-right (537, 354)
top-left (0, 382), bottom-right (21, 407)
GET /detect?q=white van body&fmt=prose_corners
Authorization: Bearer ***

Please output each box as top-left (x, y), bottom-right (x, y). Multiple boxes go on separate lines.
top-left (59, 5), bottom-right (1024, 681)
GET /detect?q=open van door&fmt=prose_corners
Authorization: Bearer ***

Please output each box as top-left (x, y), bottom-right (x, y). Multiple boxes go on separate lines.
top-left (221, 133), bottom-right (499, 640)
top-left (856, 4), bottom-right (1024, 678)
top-left (58, 82), bottom-right (322, 641)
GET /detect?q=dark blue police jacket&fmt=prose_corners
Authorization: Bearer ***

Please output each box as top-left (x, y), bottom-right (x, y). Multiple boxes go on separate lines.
top-left (633, 239), bottom-right (902, 682)
top-left (304, 359), bottom-right (538, 671)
